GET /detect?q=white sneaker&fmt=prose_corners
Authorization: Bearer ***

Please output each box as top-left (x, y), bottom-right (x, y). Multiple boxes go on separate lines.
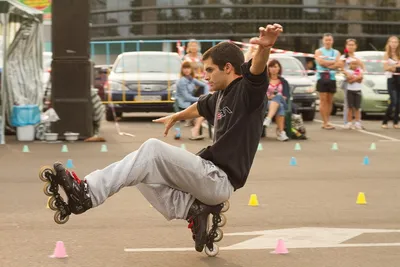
top-left (344, 122), bottom-right (352, 129)
top-left (277, 131), bottom-right (289, 141)
top-left (263, 117), bottom-right (271, 127)
top-left (354, 122), bottom-right (363, 130)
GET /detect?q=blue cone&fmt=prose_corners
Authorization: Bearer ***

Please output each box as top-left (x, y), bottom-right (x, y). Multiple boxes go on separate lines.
top-left (290, 157), bottom-right (297, 166)
top-left (363, 156), bottom-right (370, 165)
top-left (66, 159), bottom-right (74, 169)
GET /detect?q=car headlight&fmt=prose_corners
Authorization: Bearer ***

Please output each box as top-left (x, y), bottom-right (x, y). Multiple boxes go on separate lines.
top-left (107, 81), bottom-right (128, 91)
top-left (294, 86), bottom-right (315, 93)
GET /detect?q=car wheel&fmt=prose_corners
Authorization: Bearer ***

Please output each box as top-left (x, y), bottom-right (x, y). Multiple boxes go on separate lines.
top-left (331, 104), bottom-right (337, 116)
top-left (106, 108), bottom-right (115, 121)
top-left (302, 110), bottom-right (315, 121)
top-left (361, 111), bottom-right (368, 119)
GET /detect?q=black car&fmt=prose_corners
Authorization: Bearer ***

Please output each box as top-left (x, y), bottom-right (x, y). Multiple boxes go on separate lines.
top-left (269, 54), bottom-right (317, 121)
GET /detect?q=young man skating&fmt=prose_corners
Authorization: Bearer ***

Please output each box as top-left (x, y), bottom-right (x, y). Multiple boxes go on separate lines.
top-left (41, 24), bottom-right (283, 253)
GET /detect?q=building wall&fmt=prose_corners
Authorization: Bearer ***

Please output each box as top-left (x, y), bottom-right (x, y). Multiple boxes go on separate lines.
top-left (88, 0), bottom-right (400, 64)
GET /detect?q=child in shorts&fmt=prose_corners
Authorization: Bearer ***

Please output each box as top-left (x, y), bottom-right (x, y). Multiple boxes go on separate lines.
top-left (343, 59), bottom-right (363, 129)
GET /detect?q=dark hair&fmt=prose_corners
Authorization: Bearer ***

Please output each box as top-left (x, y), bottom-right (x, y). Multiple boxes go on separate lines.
top-left (267, 59), bottom-right (282, 77)
top-left (181, 61), bottom-right (195, 77)
top-left (202, 42), bottom-right (244, 75)
top-left (344, 38), bottom-right (357, 58)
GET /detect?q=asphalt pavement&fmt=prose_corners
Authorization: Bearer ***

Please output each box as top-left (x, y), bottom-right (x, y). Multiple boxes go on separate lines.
top-left (1, 112), bottom-right (400, 267)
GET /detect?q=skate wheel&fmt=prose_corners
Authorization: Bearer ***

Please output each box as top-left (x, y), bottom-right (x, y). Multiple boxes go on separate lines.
top-left (43, 182), bottom-right (53, 196)
top-left (214, 228), bottom-right (223, 243)
top-left (205, 243), bottom-right (219, 257)
top-left (48, 196), bottom-right (58, 211)
top-left (39, 166), bottom-right (54, 182)
top-left (217, 214), bottom-right (226, 227)
top-left (221, 201), bottom-right (230, 213)
top-left (54, 210), bottom-right (69, 224)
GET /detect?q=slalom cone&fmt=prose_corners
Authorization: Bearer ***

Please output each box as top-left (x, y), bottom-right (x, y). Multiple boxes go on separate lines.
top-left (257, 143), bottom-right (263, 151)
top-left (369, 143), bottom-right (376, 150)
top-left (271, 239), bottom-right (289, 254)
top-left (46, 197), bottom-right (50, 209)
top-left (294, 143), bottom-right (301, 151)
top-left (356, 192), bottom-right (367, 205)
top-left (363, 156), bottom-right (370, 165)
top-left (61, 145), bottom-right (68, 153)
top-left (331, 142), bottom-right (338, 151)
top-left (66, 159), bottom-right (74, 169)
top-left (290, 157), bottom-right (297, 166)
top-left (22, 145), bottom-right (30, 153)
top-left (248, 194), bottom-right (259, 206)
top-left (174, 127), bottom-right (181, 140)
top-left (180, 144), bottom-right (186, 150)
top-left (101, 144), bottom-right (108, 152)
top-left (49, 241), bottom-right (68, 258)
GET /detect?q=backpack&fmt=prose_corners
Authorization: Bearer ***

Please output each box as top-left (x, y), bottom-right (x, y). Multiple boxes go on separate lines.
top-left (290, 114), bottom-right (307, 140)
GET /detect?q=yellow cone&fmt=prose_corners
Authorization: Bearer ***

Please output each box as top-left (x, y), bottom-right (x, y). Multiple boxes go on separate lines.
top-left (248, 194), bottom-right (259, 206)
top-left (356, 192), bottom-right (367, 204)
top-left (46, 197), bottom-right (50, 209)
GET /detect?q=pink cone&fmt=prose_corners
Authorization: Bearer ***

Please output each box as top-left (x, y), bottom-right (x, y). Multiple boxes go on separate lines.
top-left (271, 239), bottom-right (289, 254)
top-left (49, 241), bottom-right (68, 258)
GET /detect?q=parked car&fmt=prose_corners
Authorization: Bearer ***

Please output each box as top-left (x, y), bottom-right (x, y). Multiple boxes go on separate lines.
top-left (332, 51), bottom-right (389, 116)
top-left (104, 51), bottom-right (182, 121)
top-left (269, 54), bottom-right (318, 121)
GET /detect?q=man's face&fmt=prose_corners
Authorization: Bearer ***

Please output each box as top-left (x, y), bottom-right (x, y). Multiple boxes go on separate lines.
top-left (203, 58), bottom-right (230, 91)
top-left (323, 36), bottom-right (333, 49)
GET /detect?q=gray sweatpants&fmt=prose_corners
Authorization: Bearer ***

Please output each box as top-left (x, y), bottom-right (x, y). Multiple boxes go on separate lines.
top-left (84, 138), bottom-right (234, 221)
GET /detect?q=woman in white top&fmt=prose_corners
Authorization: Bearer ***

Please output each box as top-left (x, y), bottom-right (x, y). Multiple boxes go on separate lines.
top-left (339, 39), bottom-right (365, 126)
top-left (382, 36), bottom-right (400, 129)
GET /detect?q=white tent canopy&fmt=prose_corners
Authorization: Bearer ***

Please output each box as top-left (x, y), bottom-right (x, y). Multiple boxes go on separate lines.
top-left (0, 0), bottom-right (43, 144)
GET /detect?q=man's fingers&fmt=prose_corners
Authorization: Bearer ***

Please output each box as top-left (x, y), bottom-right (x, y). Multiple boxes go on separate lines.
top-left (152, 117), bottom-right (164, 123)
top-left (164, 124), bottom-right (173, 136)
top-left (249, 38), bottom-right (260, 45)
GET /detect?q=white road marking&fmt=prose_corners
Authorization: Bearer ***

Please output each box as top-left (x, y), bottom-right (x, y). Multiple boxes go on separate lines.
top-left (124, 227), bottom-right (400, 253)
top-left (314, 119), bottom-right (400, 141)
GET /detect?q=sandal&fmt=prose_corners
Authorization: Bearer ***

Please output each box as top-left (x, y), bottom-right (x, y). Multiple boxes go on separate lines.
top-left (189, 135), bottom-right (205, 140)
top-left (322, 124), bottom-right (335, 130)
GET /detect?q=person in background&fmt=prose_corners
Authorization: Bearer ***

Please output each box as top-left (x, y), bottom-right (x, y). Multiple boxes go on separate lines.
top-left (315, 33), bottom-right (341, 130)
top-left (339, 39), bottom-right (365, 127)
top-left (175, 61), bottom-right (209, 140)
top-left (382, 36), bottom-right (400, 129)
top-left (84, 88), bottom-right (106, 142)
top-left (263, 59), bottom-right (289, 141)
top-left (183, 40), bottom-right (204, 80)
top-left (342, 59), bottom-right (363, 130)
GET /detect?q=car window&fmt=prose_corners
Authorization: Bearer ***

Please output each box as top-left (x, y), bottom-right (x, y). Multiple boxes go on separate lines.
top-left (273, 57), bottom-right (305, 77)
top-left (357, 55), bottom-right (385, 73)
top-left (114, 54), bottom-right (182, 74)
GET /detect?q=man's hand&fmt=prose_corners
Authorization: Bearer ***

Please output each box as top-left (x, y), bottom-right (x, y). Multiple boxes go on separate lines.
top-left (153, 114), bottom-right (178, 136)
top-left (249, 24), bottom-right (283, 75)
top-left (250, 24), bottom-right (283, 49)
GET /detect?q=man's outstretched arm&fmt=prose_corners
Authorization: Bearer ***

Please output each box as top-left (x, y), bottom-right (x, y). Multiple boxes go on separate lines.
top-left (153, 103), bottom-right (200, 136)
top-left (249, 24), bottom-right (283, 75)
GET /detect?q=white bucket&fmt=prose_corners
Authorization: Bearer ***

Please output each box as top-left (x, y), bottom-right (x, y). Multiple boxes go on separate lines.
top-left (17, 125), bottom-right (35, 141)
top-left (44, 133), bottom-right (59, 141)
